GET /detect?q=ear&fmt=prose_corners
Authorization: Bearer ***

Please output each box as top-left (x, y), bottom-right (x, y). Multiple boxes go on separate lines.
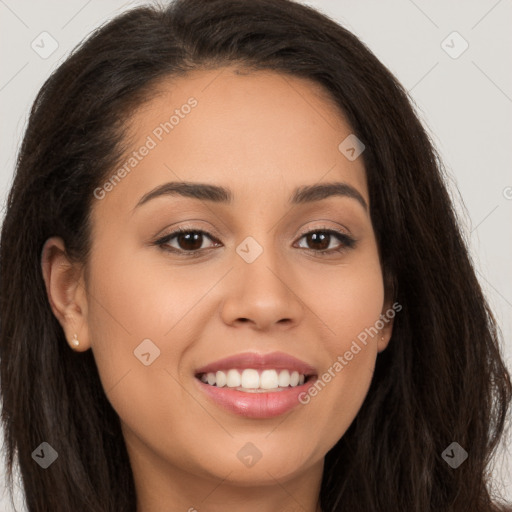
top-left (40, 237), bottom-right (90, 351)
top-left (377, 270), bottom-right (397, 353)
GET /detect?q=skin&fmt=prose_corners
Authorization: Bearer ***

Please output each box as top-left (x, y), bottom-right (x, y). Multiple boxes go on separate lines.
top-left (41, 66), bottom-right (393, 512)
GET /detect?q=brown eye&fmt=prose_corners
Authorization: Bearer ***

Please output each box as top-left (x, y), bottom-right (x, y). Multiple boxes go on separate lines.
top-left (295, 229), bottom-right (356, 256)
top-left (156, 229), bottom-right (219, 253)
top-left (303, 232), bottom-right (331, 251)
top-left (174, 231), bottom-right (204, 251)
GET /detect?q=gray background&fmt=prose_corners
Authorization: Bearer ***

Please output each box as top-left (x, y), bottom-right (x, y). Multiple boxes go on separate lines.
top-left (1, 0), bottom-right (511, 509)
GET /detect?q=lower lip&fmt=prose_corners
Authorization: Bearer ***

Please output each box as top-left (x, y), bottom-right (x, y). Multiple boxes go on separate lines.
top-left (195, 376), bottom-right (317, 419)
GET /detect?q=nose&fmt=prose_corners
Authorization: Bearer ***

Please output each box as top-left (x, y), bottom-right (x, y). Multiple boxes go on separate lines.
top-left (219, 245), bottom-right (304, 331)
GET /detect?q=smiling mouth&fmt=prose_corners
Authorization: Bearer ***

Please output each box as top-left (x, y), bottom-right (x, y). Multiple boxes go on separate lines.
top-left (195, 368), bottom-right (317, 392)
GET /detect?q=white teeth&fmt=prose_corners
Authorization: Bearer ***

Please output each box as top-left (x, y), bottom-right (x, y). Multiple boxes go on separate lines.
top-left (226, 369), bottom-right (241, 388)
top-left (260, 369), bottom-right (279, 389)
top-left (215, 370), bottom-right (227, 387)
top-left (199, 369), bottom-right (308, 390)
top-left (241, 369), bottom-right (259, 388)
top-left (278, 369), bottom-right (290, 387)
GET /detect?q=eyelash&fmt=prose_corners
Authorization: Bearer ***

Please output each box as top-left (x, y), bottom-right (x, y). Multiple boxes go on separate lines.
top-left (154, 225), bottom-right (357, 258)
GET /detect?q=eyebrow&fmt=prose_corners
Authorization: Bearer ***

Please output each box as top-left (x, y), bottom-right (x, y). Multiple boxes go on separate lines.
top-left (134, 180), bottom-right (368, 212)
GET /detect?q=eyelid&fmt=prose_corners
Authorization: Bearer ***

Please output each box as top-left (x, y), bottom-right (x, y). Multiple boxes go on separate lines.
top-left (296, 222), bottom-right (351, 238)
top-left (154, 220), bottom-right (221, 242)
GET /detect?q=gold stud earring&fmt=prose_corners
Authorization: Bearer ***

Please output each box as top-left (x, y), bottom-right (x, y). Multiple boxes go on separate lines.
top-left (378, 334), bottom-right (385, 354)
top-left (71, 333), bottom-right (80, 348)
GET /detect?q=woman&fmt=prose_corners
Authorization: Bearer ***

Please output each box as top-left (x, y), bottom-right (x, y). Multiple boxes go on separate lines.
top-left (0, 0), bottom-right (510, 511)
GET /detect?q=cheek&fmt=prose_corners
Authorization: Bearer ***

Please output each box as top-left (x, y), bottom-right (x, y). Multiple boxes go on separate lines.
top-left (299, 248), bottom-right (384, 433)
top-left (301, 308), bottom-right (380, 452)
top-left (84, 243), bottom-right (194, 400)
top-left (84, 248), bottom-right (207, 467)
top-left (315, 251), bottom-right (385, 341)
top-left (87, 238), bottom-right (205, 342)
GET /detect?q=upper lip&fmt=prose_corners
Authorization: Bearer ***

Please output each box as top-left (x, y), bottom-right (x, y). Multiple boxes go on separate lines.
top-left (194, 351), bottom-right (317, 376)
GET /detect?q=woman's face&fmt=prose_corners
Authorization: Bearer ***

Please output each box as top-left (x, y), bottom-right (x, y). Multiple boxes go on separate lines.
top-left (46, 66), bottom-right (393, 508)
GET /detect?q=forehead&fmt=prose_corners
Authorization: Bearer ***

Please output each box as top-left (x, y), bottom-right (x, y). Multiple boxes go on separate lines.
top-left (93, 66), bottom-right (368, 216)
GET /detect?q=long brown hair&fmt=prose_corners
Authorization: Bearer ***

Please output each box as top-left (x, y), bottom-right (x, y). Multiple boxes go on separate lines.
top-left (1, 0), bottom-right (511, 510)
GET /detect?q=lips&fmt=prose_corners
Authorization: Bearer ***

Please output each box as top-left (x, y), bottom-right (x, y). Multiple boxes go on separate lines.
top-left (193, 351), bottom-right (319, 418)
top-left (194, 351), bottom-right (318, 377)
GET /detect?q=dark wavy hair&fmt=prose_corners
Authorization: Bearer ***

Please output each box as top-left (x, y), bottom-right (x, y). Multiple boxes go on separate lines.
top-left (1, 0), bottom-right (511, 510)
